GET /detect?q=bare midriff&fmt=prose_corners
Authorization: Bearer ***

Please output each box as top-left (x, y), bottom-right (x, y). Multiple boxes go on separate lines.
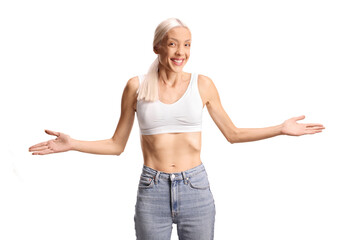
top-left (140, 131), bottom-right (202, 173)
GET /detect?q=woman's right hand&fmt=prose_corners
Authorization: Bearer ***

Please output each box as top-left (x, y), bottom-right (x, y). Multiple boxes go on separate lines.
top-left (29, 129), bottom-right (72, 155)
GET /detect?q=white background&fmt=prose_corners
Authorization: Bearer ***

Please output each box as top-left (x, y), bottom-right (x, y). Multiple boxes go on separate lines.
top-left (1, 0), bottom-right (359, 239)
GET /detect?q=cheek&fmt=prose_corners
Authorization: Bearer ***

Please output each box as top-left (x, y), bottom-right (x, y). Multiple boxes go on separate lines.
top-left (158, 53), bottom-right (168, 62)
top-left (160, 50), bottom-right (170, 59)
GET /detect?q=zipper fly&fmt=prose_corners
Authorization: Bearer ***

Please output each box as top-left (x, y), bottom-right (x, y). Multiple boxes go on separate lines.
top-left (170, 174), bottom-right (178, 218)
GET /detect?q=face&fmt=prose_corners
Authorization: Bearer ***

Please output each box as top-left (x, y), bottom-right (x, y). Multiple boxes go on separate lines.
top-left (154, 27), bottom-right (192, 73)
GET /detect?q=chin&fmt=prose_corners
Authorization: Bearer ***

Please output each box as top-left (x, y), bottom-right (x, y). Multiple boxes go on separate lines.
top-left (171, 63), bottom-right (187, 72)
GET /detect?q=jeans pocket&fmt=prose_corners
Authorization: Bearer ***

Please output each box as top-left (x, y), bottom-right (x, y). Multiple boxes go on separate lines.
top-left (188, 173), bottom-right (210, 190)
top-left (138, 174), bottom-right (155, 189)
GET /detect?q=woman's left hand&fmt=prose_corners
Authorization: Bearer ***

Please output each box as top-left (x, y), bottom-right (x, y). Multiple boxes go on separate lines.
top-left (281, 115), bottom-right (325, 136)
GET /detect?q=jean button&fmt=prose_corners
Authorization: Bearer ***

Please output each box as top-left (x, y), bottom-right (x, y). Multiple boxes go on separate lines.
top-left (171, 174), bottom-right (175, 180)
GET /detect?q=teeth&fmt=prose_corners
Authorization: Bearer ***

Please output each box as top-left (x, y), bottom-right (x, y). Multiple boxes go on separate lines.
top-left (173, 59), bottom-right (183, 63)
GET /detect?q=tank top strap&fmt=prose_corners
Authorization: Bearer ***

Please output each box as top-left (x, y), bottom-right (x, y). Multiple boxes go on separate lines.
top-left (189, 72), bottom-right (199, 96)
top-left (191, 72), bottom-right (198, 88)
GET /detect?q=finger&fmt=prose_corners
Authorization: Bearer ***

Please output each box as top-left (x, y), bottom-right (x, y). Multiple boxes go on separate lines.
top-left (29, 145), bottom-right (49, 152)
top-left (32, 149), bottom-right (55, 155)
top-left (306, 126), bottom-right (325, 130)
top-left (29, 141), bottom-right (48, 150)
top-left (305, 123), bottom-right (324, 128)
top-left (305, 129), bottom-right (323, 134)
top-left (293, 115), bottom-right (305, 121)
top-left (45, 129), bottom-right (60, 137)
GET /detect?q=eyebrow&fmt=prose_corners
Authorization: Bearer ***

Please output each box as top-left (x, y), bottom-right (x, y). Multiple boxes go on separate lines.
top-left (168, 38), bottom-right (192, 42)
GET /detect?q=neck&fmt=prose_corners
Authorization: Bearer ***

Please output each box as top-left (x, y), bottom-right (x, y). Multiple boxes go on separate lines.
top-left (158, 66), bottom-right (184, 87)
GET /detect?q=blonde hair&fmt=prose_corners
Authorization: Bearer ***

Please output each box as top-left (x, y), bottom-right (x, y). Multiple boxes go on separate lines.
top-left (137, 18), bottom-right (189, 102)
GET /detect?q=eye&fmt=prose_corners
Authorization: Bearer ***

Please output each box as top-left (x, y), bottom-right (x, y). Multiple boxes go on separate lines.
top-left (185, 43), bottom-right (191, 47)
top-left (169, 42), bottom-right (175, 46)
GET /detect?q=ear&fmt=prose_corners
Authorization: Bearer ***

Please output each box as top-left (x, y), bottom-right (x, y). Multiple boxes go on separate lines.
top-left (153, 46), bottom-right (159, 54)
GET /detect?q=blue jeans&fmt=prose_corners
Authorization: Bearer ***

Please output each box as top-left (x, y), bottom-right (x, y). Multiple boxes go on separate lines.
top-left (134, 163), bottom-right (216, 240)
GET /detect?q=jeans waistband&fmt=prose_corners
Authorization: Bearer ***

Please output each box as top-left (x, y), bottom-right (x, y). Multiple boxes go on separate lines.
top-left (141, 163), bottom-right (206, 182)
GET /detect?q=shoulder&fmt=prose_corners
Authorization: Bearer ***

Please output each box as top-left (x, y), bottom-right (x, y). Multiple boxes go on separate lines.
top-left (119, 76), bottom-right (140, 111)
top-left (122, 76), bottom-right (140, 108)
top-left (197, 74), bottom-right (219, 105)
top-left (125, 76), bottom-right (140, 91)
top-left (197, 74), bottom-right (217, 92)
top-left (122, 76), bottom-right (142, 98)
top-left (198, 74), bottom-right (215, 88)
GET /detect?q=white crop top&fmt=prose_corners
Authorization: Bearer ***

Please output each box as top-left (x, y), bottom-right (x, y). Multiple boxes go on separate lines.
top-left (136, 73), bottom-right (203, 135)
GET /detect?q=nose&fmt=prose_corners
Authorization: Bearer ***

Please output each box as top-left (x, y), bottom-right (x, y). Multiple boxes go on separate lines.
top-left (175, 46), bottom-right (184, 56)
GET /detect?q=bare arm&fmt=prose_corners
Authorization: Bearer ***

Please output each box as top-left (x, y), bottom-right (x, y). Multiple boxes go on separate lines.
top-left (70, 77), bottom-right (138, 155)
top-left (29, 77), bottom-right (139, 155)
top-left (198, 75), bottom-right (325, 144)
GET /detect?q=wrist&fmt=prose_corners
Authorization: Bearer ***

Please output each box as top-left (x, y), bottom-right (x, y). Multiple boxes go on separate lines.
top-left (278, 123), bottom-right (285, 135)
top-left (68, 138), bottom-right (78, 151)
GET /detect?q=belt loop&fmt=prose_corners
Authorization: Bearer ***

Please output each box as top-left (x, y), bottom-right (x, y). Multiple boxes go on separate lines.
top-left (181, 171), bottom-right (189, 185)
top-left (154, 171), bottom-right (161, 184)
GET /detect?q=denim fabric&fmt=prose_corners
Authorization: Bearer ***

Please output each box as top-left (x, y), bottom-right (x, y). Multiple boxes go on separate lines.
top-left (134, 163), bottom-right (216, 240)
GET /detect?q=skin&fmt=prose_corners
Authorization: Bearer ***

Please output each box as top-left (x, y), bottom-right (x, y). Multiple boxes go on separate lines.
top-left (29, 27), bottom-right (325, 173)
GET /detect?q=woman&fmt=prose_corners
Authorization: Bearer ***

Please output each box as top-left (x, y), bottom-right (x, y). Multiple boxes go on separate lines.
top-left (29, 18), bottom-right (325, 240)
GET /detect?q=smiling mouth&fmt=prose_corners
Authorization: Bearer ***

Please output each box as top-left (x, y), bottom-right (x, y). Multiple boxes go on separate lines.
top-left (171, 58), bottom-right (185, 66)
